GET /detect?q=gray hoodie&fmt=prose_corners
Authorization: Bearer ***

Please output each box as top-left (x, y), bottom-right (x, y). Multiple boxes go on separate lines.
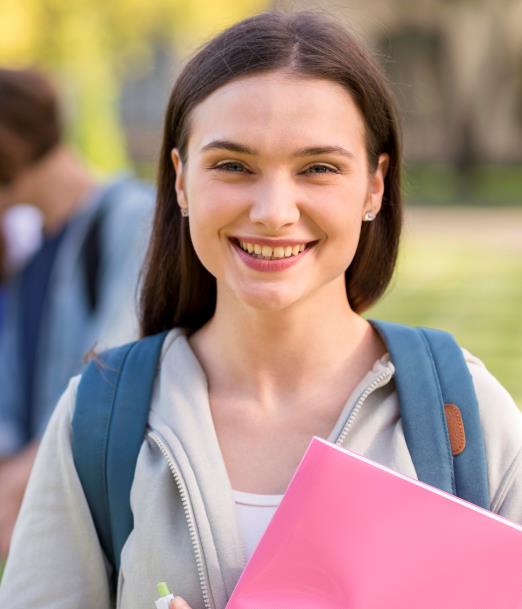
top-left (1, 329), bottom-right (521, 609)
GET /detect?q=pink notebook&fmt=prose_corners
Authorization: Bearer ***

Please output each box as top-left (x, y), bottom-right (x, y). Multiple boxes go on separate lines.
top-left (226, 436), bottom-right (522, 609)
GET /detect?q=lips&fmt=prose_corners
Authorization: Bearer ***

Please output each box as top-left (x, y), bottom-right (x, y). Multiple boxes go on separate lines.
top-left (229, 237), bottom-right (317, 261)
top-left (229, 237), bottom-right (317, 272)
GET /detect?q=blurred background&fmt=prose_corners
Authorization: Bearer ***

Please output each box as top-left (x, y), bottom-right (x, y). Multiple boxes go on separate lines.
top-left (1, 0), bottom-right (521, 403)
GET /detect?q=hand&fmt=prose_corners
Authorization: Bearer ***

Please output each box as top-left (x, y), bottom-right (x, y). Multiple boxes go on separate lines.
top-left (0, 441), bottom-right (39, 560)
top-left (170, 597), bottom-right (193, 609)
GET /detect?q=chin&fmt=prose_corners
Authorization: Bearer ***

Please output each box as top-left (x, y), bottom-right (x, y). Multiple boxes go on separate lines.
top-left (238, 285), bottom-right (301, 314)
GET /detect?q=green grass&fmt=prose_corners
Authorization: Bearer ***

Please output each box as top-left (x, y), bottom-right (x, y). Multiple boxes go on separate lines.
top-left (368, 213), bottom-right (522, 406)
top-left (405, 164), bottom-right (522, 206)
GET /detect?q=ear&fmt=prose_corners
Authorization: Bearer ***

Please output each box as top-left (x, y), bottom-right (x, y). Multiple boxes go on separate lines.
top-left (364, 153), bottom-right (389, 218)
top-left (171, 148), bottom-right (188, 212)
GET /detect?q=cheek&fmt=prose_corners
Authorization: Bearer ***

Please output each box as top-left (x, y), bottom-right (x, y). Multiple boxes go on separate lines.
top-left (331, 220), bottom-right (363, 267)
top-left (188, 175), bottom-right (246, 224)
top-left (186, 182), bottom-right (244, 275)
top-left (309, 188), bottom-right (365, 238)
top-left (192, 193), bottom-right (242, 241)
top-left (309, 196), bottom-right (365, 270)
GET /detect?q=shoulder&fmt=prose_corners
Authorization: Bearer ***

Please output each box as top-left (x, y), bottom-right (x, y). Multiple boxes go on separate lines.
top-left (92, 329), bottom-right (179, 359)
top-left (82, 329), bottom-right (181, 380)
top-left (17, 375), bottom-right (81, 486)
top-left (46, 375), bottom-right (81, 435)
top-left (462, 348), bottom-right (520, 430)
top-left (462, 349), bottom-right (522, 514)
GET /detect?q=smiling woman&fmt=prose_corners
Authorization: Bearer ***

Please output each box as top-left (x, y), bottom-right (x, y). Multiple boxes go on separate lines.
top-left (168, 72), bottom-right (390, 315)
top-left (141, 16), bottom-right (402, 332)
top-left (1, 10), bottom-right (521, 609)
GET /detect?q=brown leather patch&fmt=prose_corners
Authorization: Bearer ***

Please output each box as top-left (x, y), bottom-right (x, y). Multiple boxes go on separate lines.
top-left (444, 403), bottom-right (466, 456)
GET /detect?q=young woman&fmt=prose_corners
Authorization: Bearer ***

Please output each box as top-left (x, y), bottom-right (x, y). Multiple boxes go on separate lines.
top-left (1, 11), bottom-right (521, 609)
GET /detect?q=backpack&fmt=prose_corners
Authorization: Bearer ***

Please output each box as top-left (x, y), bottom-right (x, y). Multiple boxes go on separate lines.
top-left (71, 320), bottom-right (489, 586)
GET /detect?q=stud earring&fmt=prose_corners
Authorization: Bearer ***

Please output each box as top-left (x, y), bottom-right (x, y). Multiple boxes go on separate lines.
top-left (180, 207), bottom-right (189, 217)
top-left (363, 211), bottom-right (375, 222)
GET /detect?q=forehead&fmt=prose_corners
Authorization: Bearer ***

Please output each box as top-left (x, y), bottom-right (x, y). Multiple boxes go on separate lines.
top-left (187, 71), bottom-right (367, 156)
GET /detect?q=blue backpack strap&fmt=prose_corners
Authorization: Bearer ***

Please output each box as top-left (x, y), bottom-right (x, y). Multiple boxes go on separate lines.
top-left (419, 326), bottom-right (489, 508)
top-left (370, 320), bottom-right (489, 508)
top-left (72, 331), bottom-right (168, 584)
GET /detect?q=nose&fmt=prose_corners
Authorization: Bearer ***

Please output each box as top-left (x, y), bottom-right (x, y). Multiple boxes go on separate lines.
top-left (248, 174), bottom-right (300, 231)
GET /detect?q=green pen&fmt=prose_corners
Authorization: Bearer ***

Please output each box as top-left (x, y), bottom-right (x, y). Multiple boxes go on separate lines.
top-left (155, 581), bottom-right (175, 609)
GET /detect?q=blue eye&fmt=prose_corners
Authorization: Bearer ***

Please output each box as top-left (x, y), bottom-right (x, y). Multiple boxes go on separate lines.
top-left (303, 164), bottom-right (339, 175)
top-left (214, 161), bottom-right (249, 173)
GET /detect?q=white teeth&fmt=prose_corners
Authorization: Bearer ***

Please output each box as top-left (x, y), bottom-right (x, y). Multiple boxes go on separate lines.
top-left (237, 240), bottom-right (310, 259)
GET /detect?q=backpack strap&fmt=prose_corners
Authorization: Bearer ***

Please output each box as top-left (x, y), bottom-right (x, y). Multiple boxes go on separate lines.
top-left (419, 326), bottom-right (489, 507)
top-left (72, 331), bottom-right (168, 586)
top-left (370, 320), bottom-right (489, 509)
top-left (79, 179), bottom-right (132, 315)
top-left (80, 204), bottom-right (105, 314)
top-left (72, 320), bottom-right (490, 587)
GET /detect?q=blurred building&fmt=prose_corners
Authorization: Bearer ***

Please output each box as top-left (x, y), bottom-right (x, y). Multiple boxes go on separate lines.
top-left (275, 0), bottom-right (522, 165)
top-left (119, 0), bottom-right (522, 168)
top-left (119, 42), bottom-right (179, 172)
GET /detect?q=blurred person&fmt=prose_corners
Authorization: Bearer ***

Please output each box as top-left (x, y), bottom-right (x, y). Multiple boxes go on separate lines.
top-left (0, 67), bottom-right (154, 558)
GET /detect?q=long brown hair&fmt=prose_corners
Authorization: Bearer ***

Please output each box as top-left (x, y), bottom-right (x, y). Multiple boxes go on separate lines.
top-left (140, 11), bottom-right (403, 337)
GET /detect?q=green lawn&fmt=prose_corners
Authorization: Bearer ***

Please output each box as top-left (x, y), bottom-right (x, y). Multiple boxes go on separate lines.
top-left (405, 164), bottom-right (522, 206)
top-left (368, 207), bottom-right (522, 406)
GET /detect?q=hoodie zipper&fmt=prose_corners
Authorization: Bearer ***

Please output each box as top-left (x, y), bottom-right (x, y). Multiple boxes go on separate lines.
top-left (148, 431), bottom-right (214, 609)
top-left (335, 367), bottom-right (393, 446)
top-left (147, 366), bottom-right (393, 608)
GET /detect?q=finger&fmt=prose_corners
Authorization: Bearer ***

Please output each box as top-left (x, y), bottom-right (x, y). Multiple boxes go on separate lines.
top-left (170, 596), bottom-right (192, 609)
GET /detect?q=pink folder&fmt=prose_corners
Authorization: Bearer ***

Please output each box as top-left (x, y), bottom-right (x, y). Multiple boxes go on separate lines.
top-left (226, 436), bottom-right (522, 609)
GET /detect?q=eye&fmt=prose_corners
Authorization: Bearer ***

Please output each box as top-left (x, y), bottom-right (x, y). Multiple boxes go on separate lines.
top-left (301, 164), bottom-right (340, 175)
top-left (213, 161), bottom-right (250, 173)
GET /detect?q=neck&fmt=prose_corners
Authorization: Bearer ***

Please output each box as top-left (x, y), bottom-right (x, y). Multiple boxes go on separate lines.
top-left (189, 279), bottom-right (384, 407)
top-left (29, 147), bottom-right (98, 235)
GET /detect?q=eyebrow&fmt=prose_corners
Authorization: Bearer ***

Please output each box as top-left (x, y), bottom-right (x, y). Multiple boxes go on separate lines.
top-left (200, 140), bottom-right (355, 159)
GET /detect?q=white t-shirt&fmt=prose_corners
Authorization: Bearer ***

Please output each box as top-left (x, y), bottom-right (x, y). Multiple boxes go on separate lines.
top-left (231, 353), bottom-right (397, 561)
top-left (232, 489), bottom-right (283, 561)
top-left (3, 205), bottom-right (43, 274)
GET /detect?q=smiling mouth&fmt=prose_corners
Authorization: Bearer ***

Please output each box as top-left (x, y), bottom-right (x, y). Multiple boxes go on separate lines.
top-left (230, 238), bottom-right (318, 260)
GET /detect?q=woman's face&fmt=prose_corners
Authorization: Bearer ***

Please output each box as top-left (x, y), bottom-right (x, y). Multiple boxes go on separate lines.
top-left (172, 71), bottom-right (388, 313)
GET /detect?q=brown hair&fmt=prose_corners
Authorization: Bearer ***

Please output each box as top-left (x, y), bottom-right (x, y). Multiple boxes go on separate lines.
top-left (0, 68), bottom-right (62, 186)
top-left (140, 11), bottom-right (403, 337)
